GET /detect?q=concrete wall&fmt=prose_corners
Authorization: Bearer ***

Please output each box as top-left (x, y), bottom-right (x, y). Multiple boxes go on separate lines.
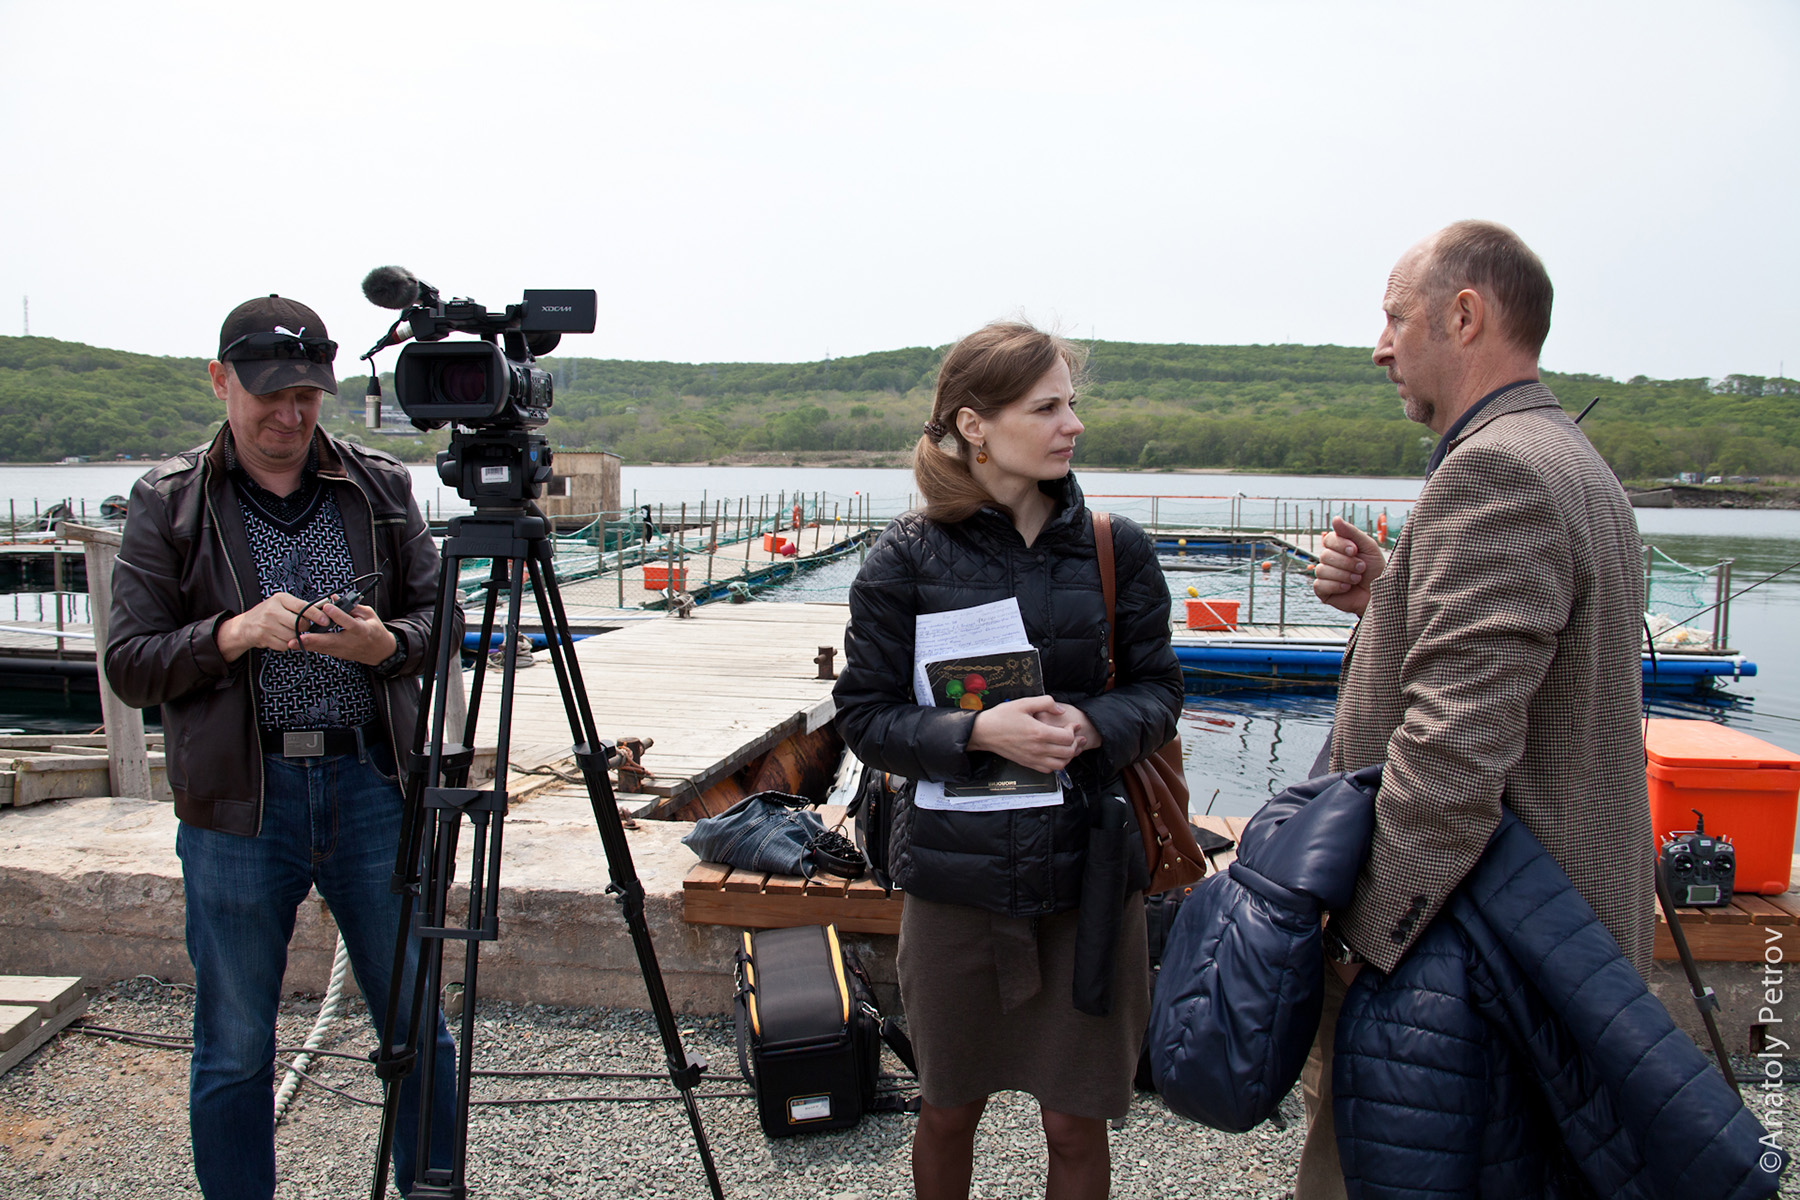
top-left (0, 791), bottom-right (1787, 1056)
top-left (0, 790), bottom-right (899, 1016)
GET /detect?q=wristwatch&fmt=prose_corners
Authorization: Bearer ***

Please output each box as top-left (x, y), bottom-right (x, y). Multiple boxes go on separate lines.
top-left (372, 628), bottom-right (408, 677)
top-left (1322, 923), bottom-right (1363, 966)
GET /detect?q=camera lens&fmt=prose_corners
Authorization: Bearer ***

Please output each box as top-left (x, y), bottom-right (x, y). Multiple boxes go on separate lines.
top-left (434, 360), bottom-right (490, 407)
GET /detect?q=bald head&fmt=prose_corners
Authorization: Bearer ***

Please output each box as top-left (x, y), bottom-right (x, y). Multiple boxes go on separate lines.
top-left (1374, 222), bottom-right (1548, 434)
top-left (1419, 220), bottom-right (1553, 358)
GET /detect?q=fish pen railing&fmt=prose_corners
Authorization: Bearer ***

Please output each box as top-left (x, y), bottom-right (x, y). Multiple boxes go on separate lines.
top-left (1645, 546), bottom-right (1735, 651)
top-left (1086, 493), bottom-right (1414, 544)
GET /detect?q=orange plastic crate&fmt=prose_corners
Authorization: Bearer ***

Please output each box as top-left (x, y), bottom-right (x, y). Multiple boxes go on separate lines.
top-left (643, 564), bottom-right (687, 590)
top-left (1185, 599), bottom-right (1240, 631)
top-left (762, 534), bottom-right (788, 553)
top-left (1644, 718), bottom-right (1800, 895)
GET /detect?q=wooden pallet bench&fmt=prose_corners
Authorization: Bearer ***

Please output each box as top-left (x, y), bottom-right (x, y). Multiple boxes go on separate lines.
top-left (1653, 888), bottom-right (1800, 962)
top-left (682, 862), bottom-right (903, 935)
top-left (681, 814), bottom-right (1800, 963)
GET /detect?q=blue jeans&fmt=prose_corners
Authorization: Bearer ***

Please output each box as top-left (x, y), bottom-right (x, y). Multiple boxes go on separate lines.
top-left (178, 746), bottom-right (457, 1199)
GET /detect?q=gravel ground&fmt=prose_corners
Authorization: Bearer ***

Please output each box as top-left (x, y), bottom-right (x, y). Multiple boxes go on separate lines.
top-left (0, 978), bottom-right (1791, 1199)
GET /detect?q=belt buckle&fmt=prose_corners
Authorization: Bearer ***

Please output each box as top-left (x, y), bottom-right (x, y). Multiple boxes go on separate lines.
top-left (283, 730), bottom-right (324, 758)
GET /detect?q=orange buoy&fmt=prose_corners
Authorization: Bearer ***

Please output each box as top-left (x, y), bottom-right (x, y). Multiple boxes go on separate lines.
top-left (1377, 513), bottom-right (1389, 542)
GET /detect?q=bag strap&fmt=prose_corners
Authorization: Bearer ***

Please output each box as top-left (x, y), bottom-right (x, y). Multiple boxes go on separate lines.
top-left (846, 954), bottom-right (919, 1075)
top-left (732, 946), bottom-right (755, 1087)
top-left (1094, 511), bottom-right (1118, 692)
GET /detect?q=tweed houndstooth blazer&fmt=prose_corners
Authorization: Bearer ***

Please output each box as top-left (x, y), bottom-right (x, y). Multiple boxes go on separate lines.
top-left (1329, 381), bottom-right (1655, 977)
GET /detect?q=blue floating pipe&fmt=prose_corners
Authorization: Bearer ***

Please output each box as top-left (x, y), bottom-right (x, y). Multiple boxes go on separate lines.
top-left (461, 632), bottom-right (595, 652)
top-left (1642, 656), bottom-right (1757, 679)
top-left (1173, 644), bottom-right (1758, 685)
top-left (1173, 645), bottom-right (1346, 677)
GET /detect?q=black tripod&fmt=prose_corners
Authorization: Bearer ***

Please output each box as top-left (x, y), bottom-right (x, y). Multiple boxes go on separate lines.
top-left (369, 500), bottom-right (724, 1200)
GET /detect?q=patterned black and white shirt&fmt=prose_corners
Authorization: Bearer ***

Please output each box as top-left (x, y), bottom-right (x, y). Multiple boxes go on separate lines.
top-left (227, 433), bottom-right (378, 732)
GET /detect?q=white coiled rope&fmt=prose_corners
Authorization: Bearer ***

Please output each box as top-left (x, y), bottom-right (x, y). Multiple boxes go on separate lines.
top-left (273, 932), bottom-right (352, 1124)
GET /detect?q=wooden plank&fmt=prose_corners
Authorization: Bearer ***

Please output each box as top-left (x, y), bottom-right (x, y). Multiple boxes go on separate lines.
top-left (1194, 815), bottom-right (1238, 872)
top-left (1730, 895), bottom-right (1792, 925)
top-left (0, 991), bottom-right (88, 1079)
top-left (8, 758), bottom-right (110, 806)
top-left (682, 862), bottom-right (732, 892)
top-left (763, 873), bottom-right (808, 897)
top-left (681, 888), bottom-right (904, 936)
top-left (804, 875), bottom-right (849, 898)
top-left (1765, 891), bottom-right (1800, 920)
top-left (0, 1005), bottom-right (40, 1053)
top-left (722, 871), bottom-right (770, 895)
top-left (1674, 903), bottom-right (1750, 925)
top-left (1654, 920), bottom-right (1779, 962)
top-left (846, 876), bottom-right (892, 900)
top-left (0, 977), bottom-right (83, 1016)
top-left (65, 523), bottom-right (152, 800)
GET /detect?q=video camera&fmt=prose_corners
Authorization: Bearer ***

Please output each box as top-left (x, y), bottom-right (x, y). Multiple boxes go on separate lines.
top-left (359, 267), bottom-right (597, 506)
top-left (360, 266), bottom-right (596, 431)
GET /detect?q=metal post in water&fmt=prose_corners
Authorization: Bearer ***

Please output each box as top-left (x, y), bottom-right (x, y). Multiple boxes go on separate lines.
top-left (53, 547), bottom-right (65, 658)
top-left (1246, 540), bottom-right (1257, 625)
top-left (1714, 559), bottom-right (1735, 650)
top-left (1278, 549), bottom-right (1288, 636)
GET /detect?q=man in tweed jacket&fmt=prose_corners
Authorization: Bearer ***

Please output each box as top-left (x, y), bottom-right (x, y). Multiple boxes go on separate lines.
top-left (1296, 221), bottom-right (1654, 1198)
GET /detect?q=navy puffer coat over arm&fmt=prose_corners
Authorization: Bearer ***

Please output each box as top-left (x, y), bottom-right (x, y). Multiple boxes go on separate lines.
top-left (1334, 808), bottom-right (1787, 1200)
top-left (1147, 766), bottom-right (1383, 1131)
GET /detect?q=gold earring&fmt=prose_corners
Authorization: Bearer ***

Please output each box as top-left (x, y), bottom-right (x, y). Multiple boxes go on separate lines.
top-left (976, 445), bottom-right (988, 464)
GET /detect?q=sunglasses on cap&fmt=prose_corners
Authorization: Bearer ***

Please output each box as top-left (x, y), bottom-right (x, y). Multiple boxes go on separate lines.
top-left (220, 331), bottom-right (339, 364)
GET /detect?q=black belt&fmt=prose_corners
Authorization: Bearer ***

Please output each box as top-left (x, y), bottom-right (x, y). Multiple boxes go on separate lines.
top-left (259, 726), bottom-right (383, 758)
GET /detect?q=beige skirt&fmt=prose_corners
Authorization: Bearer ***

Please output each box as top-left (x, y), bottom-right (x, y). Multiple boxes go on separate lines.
top-left (896, 893), bottom-right (1149, 1119)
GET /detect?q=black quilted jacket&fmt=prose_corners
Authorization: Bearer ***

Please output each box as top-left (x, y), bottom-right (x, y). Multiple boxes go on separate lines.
top-left (831, 474), bottom-right (1182, 919)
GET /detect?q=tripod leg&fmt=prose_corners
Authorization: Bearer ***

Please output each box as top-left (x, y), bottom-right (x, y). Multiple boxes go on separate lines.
top-left (526, 547), bottom-right (727, 1200)
top-left (372, 544), bottom-right (467, 1200)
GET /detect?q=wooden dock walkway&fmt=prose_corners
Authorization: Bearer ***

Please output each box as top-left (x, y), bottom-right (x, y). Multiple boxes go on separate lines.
top-left (470, 601), bottom-right (850, 814)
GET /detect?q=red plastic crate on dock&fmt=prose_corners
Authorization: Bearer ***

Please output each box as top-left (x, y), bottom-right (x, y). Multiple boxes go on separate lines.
top-left (1644, 718), bottom-right (1800, 895)
top-left (762, 534), bottom-right (788, 553)
top-left (643, 564), bottom-right (686, 590)
top-left (1185, 599), bottom-right (1240, 631)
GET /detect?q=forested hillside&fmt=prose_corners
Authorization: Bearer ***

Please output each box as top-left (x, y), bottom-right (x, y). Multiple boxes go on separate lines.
top-left (2, 334), bottom-right (1794, 480)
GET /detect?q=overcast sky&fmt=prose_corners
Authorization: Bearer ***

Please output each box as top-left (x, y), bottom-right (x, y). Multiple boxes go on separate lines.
top-left (1, 1), bottom-right (1794, 383)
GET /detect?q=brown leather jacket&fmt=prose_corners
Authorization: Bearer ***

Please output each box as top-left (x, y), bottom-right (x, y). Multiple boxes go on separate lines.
top-left (105, 428), bottom-right (457, 836)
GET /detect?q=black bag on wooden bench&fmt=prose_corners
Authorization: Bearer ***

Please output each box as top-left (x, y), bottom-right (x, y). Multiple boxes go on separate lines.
top-left (844, 763), bottom-right (907, 892)
top-left (733, 923), bottom-right (915, 1137)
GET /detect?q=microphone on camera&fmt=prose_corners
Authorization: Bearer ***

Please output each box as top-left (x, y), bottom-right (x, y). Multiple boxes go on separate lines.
top-left (359, 266), bottom-right (437, 362)
top-left (362, 265), bottom-right (424, 310)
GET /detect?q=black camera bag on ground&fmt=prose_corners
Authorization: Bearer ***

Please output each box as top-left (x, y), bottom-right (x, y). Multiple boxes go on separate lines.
top-left (733, 924), bottom-right (916, 1137)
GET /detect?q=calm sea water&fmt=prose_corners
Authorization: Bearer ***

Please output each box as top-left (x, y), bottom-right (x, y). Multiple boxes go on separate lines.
top-left (7, 464), bottom-right (1797, 845)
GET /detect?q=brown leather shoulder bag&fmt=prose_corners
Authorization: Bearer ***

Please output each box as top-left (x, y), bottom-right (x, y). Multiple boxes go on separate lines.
top-left (1093, 512), bottom-right (1207, 893)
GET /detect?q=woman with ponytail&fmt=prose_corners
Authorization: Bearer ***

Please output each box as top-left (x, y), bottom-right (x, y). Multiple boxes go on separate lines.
top-left (833, 322), bottom-right (1182, 1200)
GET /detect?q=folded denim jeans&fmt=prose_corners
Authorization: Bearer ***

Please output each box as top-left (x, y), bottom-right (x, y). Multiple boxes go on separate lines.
top-left (681, 791), bottom-right (826, 877)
